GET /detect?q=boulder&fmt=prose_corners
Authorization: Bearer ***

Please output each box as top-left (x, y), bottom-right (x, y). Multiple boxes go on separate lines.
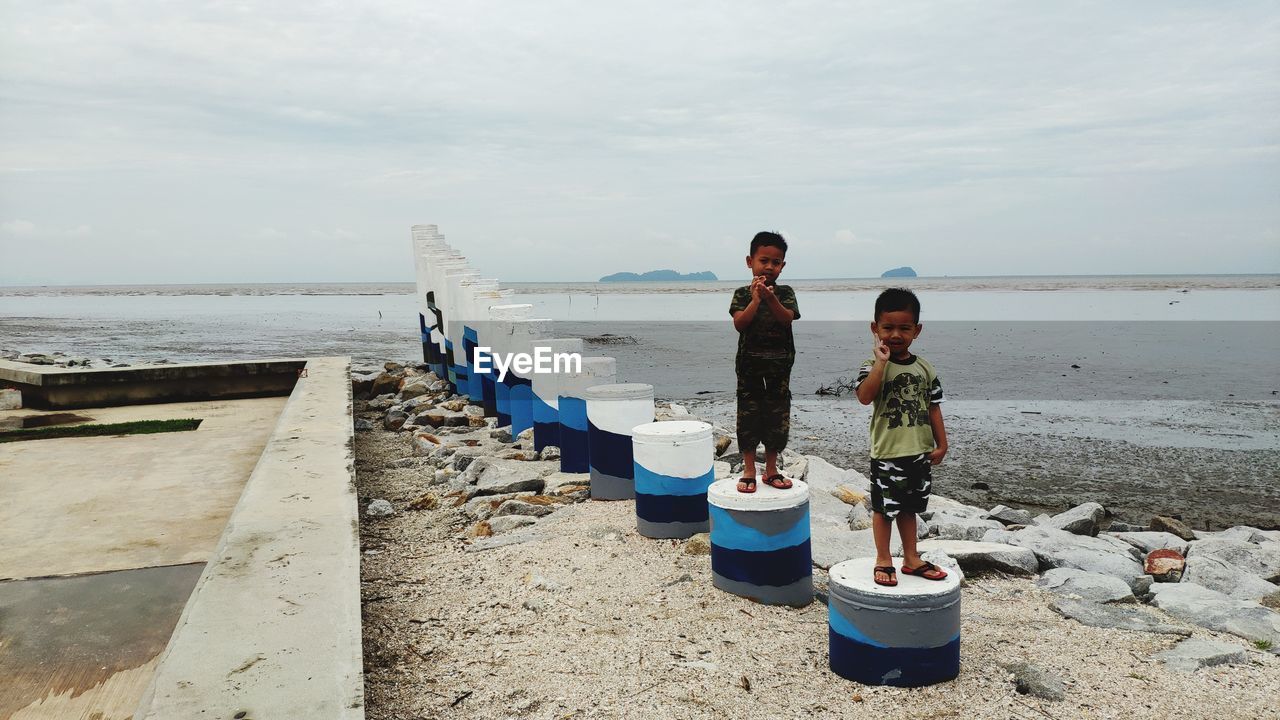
top-left (461, 491), bottom-right (537, 521)
top-left (485, 515), bottom-right (539, 534)
top-left (384, 409), bottom-right (408, 431)
top-left (781, 451), bottom-right (809, 481)
top-left (1044, 502), bottom-right (1105, 536)
top-left (1037, 568), bottom-right (1135, 604)
top-left (353, 418), bottom-right (374, 432)
top-left (1216, 526), bottom-right (1280, 544)
top-left (832, 484), bottom-right (870, 507)
top-left (984, 505), bottom-right (1034, 527)
top-left (493, 496), bottom-right (564, 518)
top-left (1001, 662), bottom-right (1065, 701)
top-left (350, 371), bottom-right (379, 398)
top-left (1109, 531), bottom-right (1189, 556)
top-left (930, 511), bottom-right (1004, 542)
top-left (924, 495), bottom-right (987, 519)
top-left (1187, 537), bottom-right (1280, 582)
top-left (1154, 639), bottom-right (1249, 673)
top-left (982, 526), bottom-right (1144, 588)
top-left (367, 394), bottom-right (396, 410)
top-left (1147, 583), bottom-right (1280, 652)
top-left (440, 398), bottom-right (468, 412)
top-left (713, 433), bottom-right (733, 457)
top-left (366, 499), bottom-right (395, 517)
top-left (1150, 515), bottom-right (1196, 541)
top-left (410, 432), bottom-right (444, 456)
top-left (543, 471), bottom-right (589, 495)
top-left (1182, 555), bottom-right (1279, 601)
top-left (413, 408), bottom-right (470, 428)
top-left (539, 445), bottom-right (561, 461)
top-left (490, 427), bottom-right (514, 443)
top-left (685, 533), bottom-right (712, 555)
top-left (847, 504), bottom-right (872, 531)
top-left (919, 550), bottom-right (964, 583)
top-left (463, 457), bottom-right (556, 496)
top-left (916, 539), bottom-right (1039, 576)
top-left (1050, 598), bottom-right (1190, 636)
top-left (1146, 549), bottom-right (1186, 582)
top-left (370, 372), bottom-right (401, 397)
top-left (1106, 521), bottom-right (1147, 533)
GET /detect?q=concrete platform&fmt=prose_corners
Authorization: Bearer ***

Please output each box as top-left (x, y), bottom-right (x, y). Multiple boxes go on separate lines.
top-left (0, 397), bottom-right (288, 581)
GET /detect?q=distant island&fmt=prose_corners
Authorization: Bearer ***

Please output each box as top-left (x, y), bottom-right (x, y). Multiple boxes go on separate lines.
top-left (881, 266), bottom-right (917, 278)
top-left (599, 269), bottom-right (718, 282)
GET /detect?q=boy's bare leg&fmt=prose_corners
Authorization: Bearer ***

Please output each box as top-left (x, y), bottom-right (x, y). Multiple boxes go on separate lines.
top-left (897, 513), bottom-right (921, 567)
top-left (872, 512), bottom-right (895, 583)
top-left (738, 448), bottom-right (757, 490)
top-left (763, 448), bottom-right (779, 479)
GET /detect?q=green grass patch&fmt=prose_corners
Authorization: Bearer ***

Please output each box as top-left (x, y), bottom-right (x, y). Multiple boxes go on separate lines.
top-left (0, 418), bottom-right (203, 443)
top-left (1255, 639), bottom-right (1273, 651)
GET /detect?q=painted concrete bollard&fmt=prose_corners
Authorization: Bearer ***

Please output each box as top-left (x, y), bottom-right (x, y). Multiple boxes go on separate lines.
top-left (465, 286), bottom-right (513, 409)
top-left (557, 357), bottom-right (617, 474)
top-left (458, 279), bottom-right (500, 404)
top-left (506, 317), bottom-right (552, 439)
top-left (485, 304), bottom-right (532, 425)
top-left (632, 420), bottom-right (714, 538)
top-left (827, 557), bottom-right (961, 687)
top-left (424, 255), bottom-right (468, 381)
top-left (447, 274), bottom-right (492, 397)
top-left (440, 267), bottom-right (480, 391)
top-left (530, 338), bottom-right (583, 452)
top-left (706, 479), bottom-right (813, 607)
top-left (584, 383), bottom-right (655, 500)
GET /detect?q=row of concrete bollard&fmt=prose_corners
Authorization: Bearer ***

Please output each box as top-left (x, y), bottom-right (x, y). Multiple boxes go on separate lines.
top-left (410, 224), bottom-right (959, 688)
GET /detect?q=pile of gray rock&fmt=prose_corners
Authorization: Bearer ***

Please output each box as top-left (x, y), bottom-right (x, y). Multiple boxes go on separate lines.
top-left (2, 349), bottom-right (134, 368)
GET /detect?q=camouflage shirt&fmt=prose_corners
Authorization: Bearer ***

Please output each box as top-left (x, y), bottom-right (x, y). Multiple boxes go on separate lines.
top-left (729, 283), bottom-right (801, 376)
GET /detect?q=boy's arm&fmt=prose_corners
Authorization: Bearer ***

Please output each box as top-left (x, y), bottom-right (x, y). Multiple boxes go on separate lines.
top-left (855, 332), bottom-right (891, 405)
top-left (761, 285), bottom-right (795, 324)
top-left (731, 281), bottom-right (762, 332)
top-left (927, 404), bottom-right (947, 464)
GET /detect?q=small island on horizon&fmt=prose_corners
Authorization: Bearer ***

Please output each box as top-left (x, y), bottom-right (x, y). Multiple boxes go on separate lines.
top-left (599, 269), bottom-right (718, 282)
top-left (881, 266), bottom-right (917, 278)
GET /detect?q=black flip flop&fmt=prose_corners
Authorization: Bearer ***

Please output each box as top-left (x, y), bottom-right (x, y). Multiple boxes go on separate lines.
top-left (763, 474), bottom-right (792, 490)
top-left (737, 477), bottom-right (757, 494)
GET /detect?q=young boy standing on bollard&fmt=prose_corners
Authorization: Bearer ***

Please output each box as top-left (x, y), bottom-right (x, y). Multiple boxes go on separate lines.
top-left (855, 288), bottom-right (949, 586)
top-left (729, 231), bottom-right (801, 494)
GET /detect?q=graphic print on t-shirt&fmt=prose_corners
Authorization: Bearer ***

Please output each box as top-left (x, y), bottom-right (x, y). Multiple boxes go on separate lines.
top-left (883, 372), bottom-right (928, 429)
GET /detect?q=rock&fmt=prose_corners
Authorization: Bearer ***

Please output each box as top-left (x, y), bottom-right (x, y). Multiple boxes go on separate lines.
top-left (1187, 537), bottom-right (1280, 582)
top-left (463, 404), bottom-right (485, 418)
top-left (539, 445), bottom-right (561, 461)
top-left (522, 598), bottom-right (546, 613)
top-left (517, 427), bottom-right (535, 444)
top-left (463, 457), bottom-right (555, 496)
top-left (1037, 568), bottom-right (1135, 604)
top-left (930, 511), bottom-right (1004, 542)
top-left (16, 353), bottom-right (55, 365)
top-left (1031, 513), bottom-right (1052, 526)
top-left (434, 469), bottom-right (454, 484)
top-left (413, 409), bottom-right (470, 428)
top-left (1183, 556), bottom-right (1279, 601)
top-left (461, 492), bottom-right (536, 521)
top-left (1146, 549), bottom-right (1186, 582)
top-left (685, 533), bottom-right (712, 555)
top-left (1154, 638), bottom-right (1249, 673)
top-left (490, 427), bottom-right (514, 443)
top-left (924, 496), bottom-right (987, 519)
top-left (384, 409), bottom-right (408, 431)
top-left (493, 497), bottom-right (561, 518)
top-left (713, 434), bottom-right (733, 456)
top-left (1106, 521), bottom-right (1147, 532)
top-left (439, 398), bottom-right (467, 412)
top-left (499, 449), bottom-right (541, 461)
top-left (984, 505), bottom-right (1034, 527)
top-left (1150, 515), bottom-right (1196, 541)
top-left (983, 526), bottom-right (1144, 588)
top-left (916, 540), bottom-right (1039, 576)
top-left (713, 461), bottom-right (731, 480)
top-left (350, 371), bottom-right (378, 397)
top-left (367, 394), bottom-right (396, 410)
top-left (399, 394), bottom-right (436, 413)
top-left (543, 471), bottom-right (589, 495)
top-left (366, 499), bottom-right (395, 517)
top-left (1002, 662), bottom-right (1066, 701)
top-left (370, 372), bottom-right (401, 397)
top-left (408, 493), bottom-right (439, 511)
top-left (486, 515), bottom-right (540, 534)
top-left (1044, 502), bottom-right (1105, 536)
top-left (1050, 598), bottom-right (1191, 636)
top-left (847, 504), bottom-right (872, 531)
top-left (832, 485), bottom-right (870, 507)
top-left (398, 379), bottom-right (432, 400)
top-left (1109, 531), bottom-right (1189, 556)
top-left (384, 361), bottom-right (405, 373)
top-left (1147, 583), bottom-right (1280, 652)
top-left (411, 432), bottom-right (444, 456)
top-left (1216, 525), bottom-right (1279, 544)
top-left (781, 452), bottom-right (809, 481)
top-left (353, 418), bottom-right (374, 432)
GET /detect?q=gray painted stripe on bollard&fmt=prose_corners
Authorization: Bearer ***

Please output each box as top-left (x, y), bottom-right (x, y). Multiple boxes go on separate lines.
top-left (590, 471), bottom-right (635, 500)
top-left (711, 572), bottom-right (813, 607)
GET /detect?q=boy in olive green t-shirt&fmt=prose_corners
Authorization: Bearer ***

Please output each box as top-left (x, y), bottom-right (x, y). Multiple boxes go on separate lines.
top-left (854, 288), bottom-right (949, 587)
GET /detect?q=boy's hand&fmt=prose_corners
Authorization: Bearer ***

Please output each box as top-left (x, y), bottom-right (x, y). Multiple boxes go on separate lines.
top-left (928, 446), bottom-right (947, 465)
top-left (750, 275), bottom-right (766, 301)
top-left (872, 332), bottom-right (890, 363)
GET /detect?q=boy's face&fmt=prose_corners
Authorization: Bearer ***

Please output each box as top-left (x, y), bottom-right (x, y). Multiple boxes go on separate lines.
top-left (746, 245), bottom-right (786, 284)
top-left (871, 309), bottom-right (922, 358)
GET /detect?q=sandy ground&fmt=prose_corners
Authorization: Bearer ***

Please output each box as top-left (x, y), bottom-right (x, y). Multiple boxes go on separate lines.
top-left (354, 403), bottom-right (1280, 720)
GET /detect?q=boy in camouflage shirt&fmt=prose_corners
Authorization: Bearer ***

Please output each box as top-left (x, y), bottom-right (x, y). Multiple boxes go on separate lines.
top-left (854, 288), bottom-right (949, 586)
top-left (729, 231), bottom-right (800, 493)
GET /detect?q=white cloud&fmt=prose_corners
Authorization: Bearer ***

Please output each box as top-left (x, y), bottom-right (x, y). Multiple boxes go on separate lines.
top-left (2, 220), bottom-right (36, 237)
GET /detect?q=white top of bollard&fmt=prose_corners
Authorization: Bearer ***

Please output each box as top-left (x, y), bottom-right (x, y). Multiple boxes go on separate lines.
top-left (829, 556), bottom-right (961, 599)
top-left (707, 477), bottom-right (809, 511)
top-left (585, 383), bottom-right (654, 401)
top-left (631, 420), bottom-right (711, 445)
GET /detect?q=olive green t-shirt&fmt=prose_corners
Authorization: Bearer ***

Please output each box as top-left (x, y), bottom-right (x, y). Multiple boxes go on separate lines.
top-left (853, 354), bottom-right (945, 459)
top-left (728, 283), bottom-right (800, 376)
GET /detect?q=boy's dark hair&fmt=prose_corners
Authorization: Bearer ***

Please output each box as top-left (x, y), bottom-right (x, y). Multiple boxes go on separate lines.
top-left (749, 231), bottom-right (787, 256)
top-left (875, 288), bottom-right (921, 322)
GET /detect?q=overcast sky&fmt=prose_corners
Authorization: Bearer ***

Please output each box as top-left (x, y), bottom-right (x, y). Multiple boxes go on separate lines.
top-left (1, 1), bottom-right (1277, 285)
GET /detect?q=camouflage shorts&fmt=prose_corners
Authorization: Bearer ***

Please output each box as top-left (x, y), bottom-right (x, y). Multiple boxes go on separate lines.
top-left (869, 453), bottom-right (932, 519)
top-left (736, 372), bottom-right (791, 453)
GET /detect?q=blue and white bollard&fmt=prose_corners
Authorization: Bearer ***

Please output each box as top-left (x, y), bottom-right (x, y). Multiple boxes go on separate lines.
top-left (706, 478), bottom-right (813, 607)
top-left (530, 338), bottom-right (583, 452)
top-left (425, 256), bottom-right (468, 381)
top-left (465, 287), bottom-right (513, 411)
top-left (458, 279), bottom-right (499, 404)
top-left (827, 557), bottom-right (961, 687)
top-left (507, 317), bottom-right (552, 439)
top-left (486, 304), bottom-right (532, 426)
top-left (584, 383), bottom-right (655, 500)
top-left (441, 267), bottom-right (480, 392)
top-left (557, 357), bottom-right (617, 474)
top-left (446, 273), bottom-right (487, 397)
top-left (631, 420), bottom-right (715, 538)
